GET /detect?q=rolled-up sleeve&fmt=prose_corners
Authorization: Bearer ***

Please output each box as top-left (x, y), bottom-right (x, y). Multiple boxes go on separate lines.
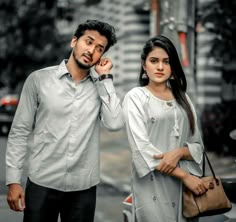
top-left (6, 73), bottom-right (38, 185)
top-left (96, 78), bottom-right (124, 131)
top-left (123, 91), bottom-right (162, 178)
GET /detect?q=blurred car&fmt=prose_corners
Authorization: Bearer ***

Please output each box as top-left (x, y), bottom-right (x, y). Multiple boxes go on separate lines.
top-left (0, 94), bottom-right (19, 136)
top-left (123, 194), bottom-right (132, 222)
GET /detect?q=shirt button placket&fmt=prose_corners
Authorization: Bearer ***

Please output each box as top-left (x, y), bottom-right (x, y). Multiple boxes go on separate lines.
top-left (150, 174), bottom-right (154, 181)
top-left (151, 117), bottom-right (155, 123)
top-left (67, 96), bottom-right (77, 170)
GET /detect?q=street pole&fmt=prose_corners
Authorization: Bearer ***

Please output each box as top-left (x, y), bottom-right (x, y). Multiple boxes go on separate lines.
top-left (150, 0), bottom-right (160, 36)
top-left (157, 0), bottom-right (197, 105)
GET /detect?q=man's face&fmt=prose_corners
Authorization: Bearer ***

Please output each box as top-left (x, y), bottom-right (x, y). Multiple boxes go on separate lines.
top-left (71, 30), bottom-right (108, 70)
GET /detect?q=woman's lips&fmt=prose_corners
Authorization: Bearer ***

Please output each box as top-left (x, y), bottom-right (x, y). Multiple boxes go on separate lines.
top-left (155, 72), bottom-right (164, 77)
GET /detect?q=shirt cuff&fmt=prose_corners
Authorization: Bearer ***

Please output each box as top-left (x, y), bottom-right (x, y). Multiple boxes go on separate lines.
top-left (96, 79), bottom-right (116, 98)
top-left (6, 167), bottom-right (23, 185)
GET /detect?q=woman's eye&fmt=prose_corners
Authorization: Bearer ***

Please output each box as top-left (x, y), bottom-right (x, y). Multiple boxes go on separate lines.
top-left (150, 59), bottom-right (157, 63)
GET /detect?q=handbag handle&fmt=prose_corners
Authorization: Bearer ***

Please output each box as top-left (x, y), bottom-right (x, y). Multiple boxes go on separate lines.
top-left (202, 149), bottom-right (219, 185)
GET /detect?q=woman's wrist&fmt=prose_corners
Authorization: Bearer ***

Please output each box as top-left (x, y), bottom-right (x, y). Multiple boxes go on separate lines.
top-left (179, 146), bottom-right (193, 160)
top-left (170, 166), bottom-right (189, 181)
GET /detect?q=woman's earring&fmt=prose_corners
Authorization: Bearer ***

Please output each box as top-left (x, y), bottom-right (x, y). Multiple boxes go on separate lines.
top-left (167, 80), bottom-right (171, 88)
top-left (169, 75), bottom-right (174, 80)
top-left (142, 72), bottom-right (148, 79)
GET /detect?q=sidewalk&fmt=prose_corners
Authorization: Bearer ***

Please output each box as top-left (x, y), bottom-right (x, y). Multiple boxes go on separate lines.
top-left (100, 128), bottom-right (131, 193)
top-left (0, 195), bottom-right (23, 221)
top-left (205, 152), bottom-right (236, 178)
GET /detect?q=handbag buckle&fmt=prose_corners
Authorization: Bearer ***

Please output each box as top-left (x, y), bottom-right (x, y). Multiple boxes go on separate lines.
top-left (208, 181), bottom-right (214, 189)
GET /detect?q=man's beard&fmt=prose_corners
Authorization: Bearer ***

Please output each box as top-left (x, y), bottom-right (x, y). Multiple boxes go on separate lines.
top-left (73, 52), bottom-right (92, 70)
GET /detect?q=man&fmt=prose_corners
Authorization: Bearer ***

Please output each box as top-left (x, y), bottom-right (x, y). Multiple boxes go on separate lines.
top-left (6, 20), bottom-right (124, 222)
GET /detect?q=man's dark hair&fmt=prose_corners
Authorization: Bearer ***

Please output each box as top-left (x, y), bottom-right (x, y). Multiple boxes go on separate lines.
top-left (74, 20), bottom-right (117, 52)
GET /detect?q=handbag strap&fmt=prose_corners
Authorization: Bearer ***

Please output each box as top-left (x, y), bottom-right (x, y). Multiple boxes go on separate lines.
top-left (202, 149), bottom-right (219, 183)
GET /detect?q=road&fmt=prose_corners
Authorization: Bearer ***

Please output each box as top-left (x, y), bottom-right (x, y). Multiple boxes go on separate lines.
top-left (1, 128), bottom-right (236, 222)
top-left (0, 128), bottom-right (131, 222)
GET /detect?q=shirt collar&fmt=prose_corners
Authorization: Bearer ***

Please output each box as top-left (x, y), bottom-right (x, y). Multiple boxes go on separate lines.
top-left (56, 60), bottom-right (70, 79)
top-left (56, 59), bottom-right (94, 82)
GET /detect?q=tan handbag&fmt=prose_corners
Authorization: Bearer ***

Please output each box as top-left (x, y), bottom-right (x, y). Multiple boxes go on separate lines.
top-left (182, 150), bottom-right (232, 218)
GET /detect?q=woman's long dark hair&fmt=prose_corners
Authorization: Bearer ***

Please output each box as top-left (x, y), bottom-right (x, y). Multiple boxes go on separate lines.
top-left (139, 35), bottom-right (195, 135)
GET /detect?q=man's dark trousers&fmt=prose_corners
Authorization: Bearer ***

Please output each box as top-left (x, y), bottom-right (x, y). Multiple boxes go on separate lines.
top-left (23, 178), bottom-right (96, 222)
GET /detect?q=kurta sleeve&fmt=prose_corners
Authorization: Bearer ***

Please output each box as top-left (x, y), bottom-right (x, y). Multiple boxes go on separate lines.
top-left (182, 94), bottom-right (204, 176)
top-left (123, 89), bottom-right (162, 178)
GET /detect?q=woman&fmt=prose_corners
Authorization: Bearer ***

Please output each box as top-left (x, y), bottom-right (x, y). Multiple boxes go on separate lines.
top-left (123, 35), bottom-right (208, 222)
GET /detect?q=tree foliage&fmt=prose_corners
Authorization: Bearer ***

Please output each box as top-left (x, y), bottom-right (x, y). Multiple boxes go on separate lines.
top-left (199, 0), bottom-right (236, 82)
top-left (0, 0), bottom-right (70, 90)
top-left (199, 0), bottom-right (236, 156)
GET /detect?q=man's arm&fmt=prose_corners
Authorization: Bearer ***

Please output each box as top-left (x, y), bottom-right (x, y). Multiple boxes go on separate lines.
top-left (6, 73), bottom-right (38, 211)
top-left (94, 58), bottom-right (124, 130)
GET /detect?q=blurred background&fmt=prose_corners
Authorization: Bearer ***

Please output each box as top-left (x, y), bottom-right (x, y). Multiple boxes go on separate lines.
top-left (0, 0), bottom-right (235, 221)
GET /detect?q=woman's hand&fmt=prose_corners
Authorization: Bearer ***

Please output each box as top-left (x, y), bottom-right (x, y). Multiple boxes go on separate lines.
top-left (154, 149), bottom-right (182, 174)
top-left (182, 174), bottom-right (208, 195)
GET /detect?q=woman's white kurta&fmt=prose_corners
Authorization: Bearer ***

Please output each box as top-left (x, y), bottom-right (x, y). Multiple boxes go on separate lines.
top-left (123, 87), bottom-right (204, 222)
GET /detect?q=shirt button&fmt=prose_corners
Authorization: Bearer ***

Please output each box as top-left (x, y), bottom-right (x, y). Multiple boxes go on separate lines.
top-left (153, 196), bottom-right (156, 201)
top-left (151, 117), bottom-right (155, 123)
top-left (68, 152), bottom-right (73, 157)
top-left (150, 175), bottom-right (154, 181)
top-left (172, 202), bottom-right (176, 207)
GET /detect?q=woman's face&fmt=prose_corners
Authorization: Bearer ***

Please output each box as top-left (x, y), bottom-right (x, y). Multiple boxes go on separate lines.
top-left (143, 46), bottom-right (172, 85)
